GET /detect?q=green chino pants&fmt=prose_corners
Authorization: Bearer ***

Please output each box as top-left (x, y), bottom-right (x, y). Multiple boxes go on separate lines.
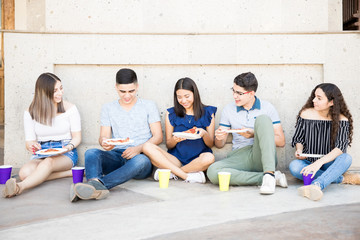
top-left (207, 115), bottom-right (277, 186)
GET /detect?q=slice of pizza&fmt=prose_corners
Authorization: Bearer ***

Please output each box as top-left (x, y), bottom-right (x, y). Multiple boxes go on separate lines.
top-left (108, 137), bottom-right (130, 143)
top-left (184, 127), bottom-right (197, 134)
top-left (43, 148), bottom-right (60, 153)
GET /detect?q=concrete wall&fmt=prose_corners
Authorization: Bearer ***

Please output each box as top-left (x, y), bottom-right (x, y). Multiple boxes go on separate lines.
top-left (15, 0), bottom-right (342, 33)
top-left (15, 0), bottom-right (45, 31)
top-left (4, 1), bottom-right (360, 170)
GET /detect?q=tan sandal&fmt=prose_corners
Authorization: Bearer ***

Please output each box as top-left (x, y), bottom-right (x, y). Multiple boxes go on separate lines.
top-left (2, 178), bottom-right (20, 198)
top-left (342, 172), bottom-right (360, 185)
top-left (298, 185), bottom-right (323, 201)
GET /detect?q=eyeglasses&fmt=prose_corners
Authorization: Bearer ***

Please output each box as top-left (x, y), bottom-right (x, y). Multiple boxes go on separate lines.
top-left (231, 87), bottom-right (252, 96)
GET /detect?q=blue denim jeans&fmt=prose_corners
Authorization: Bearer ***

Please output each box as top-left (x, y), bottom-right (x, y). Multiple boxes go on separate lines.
top-left (289, 153), bottom-right (352, 190)
top-left (84, 148), bottom-right (153, 189)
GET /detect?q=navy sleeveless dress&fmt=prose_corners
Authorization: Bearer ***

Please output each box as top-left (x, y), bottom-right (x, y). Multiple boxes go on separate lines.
top-left (167, 106), bottom-right (217, 165)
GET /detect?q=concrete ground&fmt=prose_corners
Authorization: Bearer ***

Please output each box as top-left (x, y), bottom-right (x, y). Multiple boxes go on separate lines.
top-left (1, 125), bottom-right (359, 239)
top-left (0, 169), bottom-right (360, 240)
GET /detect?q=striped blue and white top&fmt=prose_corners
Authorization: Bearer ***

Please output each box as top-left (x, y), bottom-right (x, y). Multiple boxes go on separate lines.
top-left (291, 117), bottom-right (350, 163)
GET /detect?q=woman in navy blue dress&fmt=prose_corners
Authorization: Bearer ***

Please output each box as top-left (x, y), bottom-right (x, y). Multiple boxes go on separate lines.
top-left (143, 77), bottom-right (216, 183)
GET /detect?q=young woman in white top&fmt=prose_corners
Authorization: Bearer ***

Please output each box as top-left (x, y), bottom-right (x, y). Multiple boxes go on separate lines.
top-left (3, 73), bottom-right (81, 198)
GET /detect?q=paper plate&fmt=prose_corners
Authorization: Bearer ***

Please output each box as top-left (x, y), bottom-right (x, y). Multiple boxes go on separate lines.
top-left (299, 154), bottom-right (324, 158)
top-left (223, 129), bottom-right (248, 133)
top-left (172, 132), bottom-right (201, 140)
top-left (36, 148), bottom-right (67, 156)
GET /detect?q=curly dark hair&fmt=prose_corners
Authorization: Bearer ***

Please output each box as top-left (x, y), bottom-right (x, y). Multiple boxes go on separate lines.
top-left (297, 83), bottom-right (353, 147)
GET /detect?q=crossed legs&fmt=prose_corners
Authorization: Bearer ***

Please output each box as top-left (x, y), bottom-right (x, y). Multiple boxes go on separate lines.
top-left (142, 142), bottom-right (214, 180)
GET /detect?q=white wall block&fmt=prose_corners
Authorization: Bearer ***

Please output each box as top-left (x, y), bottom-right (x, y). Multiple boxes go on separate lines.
top-left (44, 0), bottom-right (331, 33)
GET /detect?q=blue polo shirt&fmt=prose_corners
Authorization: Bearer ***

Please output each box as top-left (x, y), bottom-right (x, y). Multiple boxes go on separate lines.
top-left (100, 98), bottom-right (161, 149)
top-left (219, 97), bottom-right (281, 150)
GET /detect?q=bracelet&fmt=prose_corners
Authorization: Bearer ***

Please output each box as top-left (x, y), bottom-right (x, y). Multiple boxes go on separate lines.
top-left (67, 143), bottom-right (75, 150)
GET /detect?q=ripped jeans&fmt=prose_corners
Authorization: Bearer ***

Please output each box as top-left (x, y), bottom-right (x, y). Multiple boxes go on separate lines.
top-left (289, 153), bottom-right (352, 190)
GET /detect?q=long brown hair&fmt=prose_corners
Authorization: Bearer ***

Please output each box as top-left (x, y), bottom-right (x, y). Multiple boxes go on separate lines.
top-left (29, 73), bottom-right (65, 126)
top-left (173, 77), bottom-right (205, 120)
top-left (297, 83), bottom-right (353, 147)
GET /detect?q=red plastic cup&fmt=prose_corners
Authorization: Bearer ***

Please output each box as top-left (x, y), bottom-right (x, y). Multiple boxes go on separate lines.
top-left (72, 167), bottom-right (85, 184)
top-left (0, 165), bottom-right (12, 184)
top-left (302, 173), bottom-right (313, 185)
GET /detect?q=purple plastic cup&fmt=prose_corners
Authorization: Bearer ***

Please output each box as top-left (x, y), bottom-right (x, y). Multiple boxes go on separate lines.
top-left (302, 173), bottom-right (313, 185)
top-left (0, 165), bottom-right (12, 184)
top-left (72, 167), bottom-right (85, 184)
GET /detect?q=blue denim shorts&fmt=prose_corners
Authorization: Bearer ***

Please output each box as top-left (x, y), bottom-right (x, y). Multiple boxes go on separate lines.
top-left (30, 139), bottom-right (78, 167)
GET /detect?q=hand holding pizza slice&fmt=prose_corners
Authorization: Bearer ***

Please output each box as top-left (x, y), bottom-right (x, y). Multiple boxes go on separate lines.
top-left (183, 127), bottom-right (208, 138)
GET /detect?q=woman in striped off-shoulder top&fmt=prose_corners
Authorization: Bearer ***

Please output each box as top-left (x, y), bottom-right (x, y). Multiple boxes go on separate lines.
top-left (289, 83), bottom-right (360, 201)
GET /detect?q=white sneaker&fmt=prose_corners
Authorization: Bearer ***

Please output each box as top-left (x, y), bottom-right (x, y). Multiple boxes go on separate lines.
top-left (185, 171), bottom-right (206, 183)
top-left (275, 171), bottom-right (288, 188)
top-left (153, 169), bottom-right (178, 181)
top-left (260, 174), bottom-right (276, 195)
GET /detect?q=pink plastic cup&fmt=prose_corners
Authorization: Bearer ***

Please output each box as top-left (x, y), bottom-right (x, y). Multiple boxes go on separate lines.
top-left (302, 173), bottom-right (313, 185)
top-left (0, 165), bottom-right (12, 184)
top-left (72, 167), bottom-right (85, 184)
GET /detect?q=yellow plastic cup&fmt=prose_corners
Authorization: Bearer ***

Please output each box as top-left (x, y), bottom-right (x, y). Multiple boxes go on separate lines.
top-left (218, 172), bottom-right (231, 191)
top-left (158, 169), bottom-right (171, 188)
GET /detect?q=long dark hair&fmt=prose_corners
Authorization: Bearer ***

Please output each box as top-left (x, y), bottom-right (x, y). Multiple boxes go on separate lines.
top-left (29, 73), bottom-right (65, 126)
top-left (173, 77), bottom-right (205, 120)
top-left (297, 83), bottom-right (353, 147)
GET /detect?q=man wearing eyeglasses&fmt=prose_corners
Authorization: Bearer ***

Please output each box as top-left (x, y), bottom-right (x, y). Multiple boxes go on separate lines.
top-left (207, 72), bottom-right (287, 194)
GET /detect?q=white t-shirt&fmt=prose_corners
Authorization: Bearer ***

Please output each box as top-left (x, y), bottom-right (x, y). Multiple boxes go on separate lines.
top-left (24, 105), bottom-right (81, 142)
